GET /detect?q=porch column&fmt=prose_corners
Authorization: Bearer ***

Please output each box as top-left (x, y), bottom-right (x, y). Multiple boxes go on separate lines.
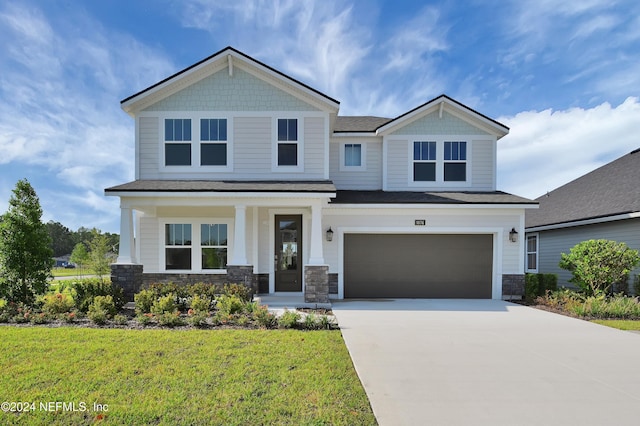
top-left (308, 201), bottom-right (325, 265)
top-left (230, 204), bottom-right (248, 265)
top-left (116, 206), bottom-right (136, 264)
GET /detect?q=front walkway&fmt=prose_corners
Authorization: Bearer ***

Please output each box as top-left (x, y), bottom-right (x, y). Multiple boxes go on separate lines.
top-left (333, 299), bottom-right (640, 426)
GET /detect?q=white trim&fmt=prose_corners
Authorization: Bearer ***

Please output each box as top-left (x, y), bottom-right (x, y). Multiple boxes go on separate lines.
top-left (333, 132), bottom-right (377, 137)
top-left (336, 226), bottom-right (503, 299)
top-left (324, 203), bottom-right (537, 212)
top-left (525, 232), bottom-right (539, 273)
top-left (525, 212), bottom-right (640, 232)
top-left (110, 193), bottom-right (336, 203)
top-left (339, 141), bottom-right (367, 171)
top-left (134, 117), bottom-right (140, 180)
top-left (158, 217), bottom-right (233, 273)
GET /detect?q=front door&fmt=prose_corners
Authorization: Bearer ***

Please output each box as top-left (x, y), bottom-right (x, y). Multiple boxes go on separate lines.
top-left (275, 215), bottom-right (302, 292)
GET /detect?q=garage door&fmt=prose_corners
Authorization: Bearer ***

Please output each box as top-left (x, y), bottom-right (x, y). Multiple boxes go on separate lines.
top-left (344, 234), bottom-right (493, 298)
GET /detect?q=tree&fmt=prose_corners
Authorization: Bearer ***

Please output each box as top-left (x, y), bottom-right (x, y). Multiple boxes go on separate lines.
top-left (70, 243), bottom-right (89, 276)
top-left (46, 221), bottom-right (75, 257)
top-left (559, 239), bottom-right (640, 296)
top-left (0, 179), bottom-right (53, 304)
top-left (87, 230), bottom-right (114, 280)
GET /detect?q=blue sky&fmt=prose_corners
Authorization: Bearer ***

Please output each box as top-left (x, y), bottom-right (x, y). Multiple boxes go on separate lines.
top-left (1, 0), bottom-right (639, 233)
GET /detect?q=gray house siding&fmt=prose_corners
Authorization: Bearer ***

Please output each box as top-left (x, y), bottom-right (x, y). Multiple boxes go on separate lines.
top-left (534, 218), bottom-right (640, 290)
top-left (329, 137), bottom-right (383, 190)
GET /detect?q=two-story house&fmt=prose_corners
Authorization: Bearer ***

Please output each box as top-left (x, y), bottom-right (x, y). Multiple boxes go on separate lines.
top-left (106, 46), bottom-right (537, 302)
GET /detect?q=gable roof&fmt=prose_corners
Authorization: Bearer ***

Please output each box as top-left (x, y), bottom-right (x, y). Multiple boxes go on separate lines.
top-left (376, 94), bottom-right (509, 138)
top-left (121, 46), bottom-right (340, 115)
top-left (526, 148), bottom-right (640, 229)
top-left (334, 116), bottom-right (392, 133)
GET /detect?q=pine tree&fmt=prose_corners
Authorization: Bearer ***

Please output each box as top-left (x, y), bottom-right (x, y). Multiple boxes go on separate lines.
top-left (0, 179), bottom-right (53, 305)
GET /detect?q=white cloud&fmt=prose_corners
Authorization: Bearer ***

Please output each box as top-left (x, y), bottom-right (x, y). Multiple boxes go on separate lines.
top-left (497, 97), bottom-right (640, 199)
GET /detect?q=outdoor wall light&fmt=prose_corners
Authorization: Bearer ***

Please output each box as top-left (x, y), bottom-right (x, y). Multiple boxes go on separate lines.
top-left (326, 227), bottom-right (334, 242)
top-left (509, 227), bottom-right (518, 243)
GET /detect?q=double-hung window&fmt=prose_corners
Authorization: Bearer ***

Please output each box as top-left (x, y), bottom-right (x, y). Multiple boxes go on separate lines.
top-left (444, 141), bottom-right (467, 181)
top-left (526, 234), bottom-right (538, 272)
top-left (413, 141), bottom-right (436, 181)
top-left (277, 118), bottom-right (298, 166)
top-left (165, 224), bottom-right (192, 270)
top-left (345, 143), bottom-right (362, 166)
top-left (165, 119), bottom-right (192, 166)
top-left (201, 224), bottom-right (228, 270)
top-left (200, 118), bottom-right (227, 166)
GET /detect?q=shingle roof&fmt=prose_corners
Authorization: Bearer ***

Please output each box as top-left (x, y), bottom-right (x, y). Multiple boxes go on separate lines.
top-left (525, 148), bottom-right (640, 229)
top-left (332, 190), bottom-right (536, 205)
top-left (334, 116), bottom-right (392, 132)
top-left (105, 180), bottom-right (336, 193)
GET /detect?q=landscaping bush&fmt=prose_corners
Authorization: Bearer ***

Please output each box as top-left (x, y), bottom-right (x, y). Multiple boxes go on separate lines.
top-left (87, 308), bottom-right (108, 325)
top-left (536, 289), bottom-right (640, 319)
top-left (635, 275), bottom-right (640, 297)
top-left (187, 311), bottom-right (209, 327)
top-left (87, 295), bottom-right (116, 325)
top-left (525, 274), bottom-right (539, 301)
top-left (525, 273), bottom-right (558, 301)
top-left (151, 294), bottom-right (178, 315)
top-left (189, 294), bottom-right (211, 313)
top-left (136, 313), bottom-right (154, 326)
top-left (252, 305), bottom-right (277, 328)
top-left (222, 283), bottom-right (252, 302)
top-left (71, 279), bottom-right (124, 313)
top-left (134, 289), bottom-right (156, 315)
top-left (216, 294), bottom-right (244, 316)
top-left (41, 292), bottom-right (75, 315)
top-left (113, 314), bottom-right (128, 325)
top-left (278, 309), bottom-right (301, 329)
top-left (559, 239), bottom-right (640, 296)
top-left (157, 312), bottom-right (185, 327)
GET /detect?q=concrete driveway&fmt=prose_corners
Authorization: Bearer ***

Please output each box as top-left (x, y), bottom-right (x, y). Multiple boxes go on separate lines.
top-left (332, 299), bottom-right (640, 426)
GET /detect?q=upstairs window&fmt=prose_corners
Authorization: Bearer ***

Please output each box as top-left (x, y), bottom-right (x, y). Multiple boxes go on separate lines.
top-left (277, 118), bottom-right (298, 166)
top-left (444, 141), bottom-right (467, 181)
top-left (344, 143), bottom-right (362, 167)
top-left (413, 141), bottom-right (436, 181)
top-left (200, 118), bottom-right (227, 166)
top-left (165, 119), bottom-right (192, 166)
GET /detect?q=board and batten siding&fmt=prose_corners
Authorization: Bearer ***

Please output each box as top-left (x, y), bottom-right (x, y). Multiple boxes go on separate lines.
top-left (535, 218), bottom-right (640, 289)
top-left (329, 137), bottom-right (383, 190)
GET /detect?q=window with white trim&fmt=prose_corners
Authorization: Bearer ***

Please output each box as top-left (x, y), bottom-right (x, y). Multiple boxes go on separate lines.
top-left (526, 234), bottom-right (538, 272)
top-left (164, 119), bottom-right (192, 166)
top-left (345, 144), bottom-right (362, 166)
top-left (201, 224), bottom-right (228, 270)
top-left (444, 141), bottom-right (467, 181)
top-left (413, 141), bottom-right (436, 181)
top-left (165, 224), bottom-right (192, 269)
top-left (277, 118), bottom-right (298, 166)
top-left (200, 118), bottom-right (227, 166)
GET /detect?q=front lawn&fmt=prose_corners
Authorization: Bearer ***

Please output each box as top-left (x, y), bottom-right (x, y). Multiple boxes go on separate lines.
top-left (0, 327), bottom-right (376, 425)
top-left (592, 319), bottom-right (640, 331)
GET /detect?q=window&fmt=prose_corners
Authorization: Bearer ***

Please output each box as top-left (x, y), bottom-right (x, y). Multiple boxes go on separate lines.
top-left (444, 141), bottom-right (467, 181)
top-left (526, 234), bottom-right (538, 271)
top-left (165, 119), bottom-right (192, 166)
top-left (200, 118), bottom-right (227, 166)
top-left (277, 118), bottom-right (298, 166)
top-left (413, 141), bottom-right (436, 181)
top-left (201, 224), bottom-right (228, 270)
top-left (165, 224), bottom-right (192, 270)
top-left (344, 144), bottom-right (362, 167)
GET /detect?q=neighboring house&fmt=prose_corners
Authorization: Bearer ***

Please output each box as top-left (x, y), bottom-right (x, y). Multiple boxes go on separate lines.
top-left (106, 46), bottom-right (537, 302)
top-left (525, 148), bottom-right (640, 290)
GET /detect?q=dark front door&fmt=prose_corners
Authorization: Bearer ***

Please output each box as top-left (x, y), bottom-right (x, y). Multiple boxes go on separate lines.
top-left (275, 215), bottom-right (302, 292)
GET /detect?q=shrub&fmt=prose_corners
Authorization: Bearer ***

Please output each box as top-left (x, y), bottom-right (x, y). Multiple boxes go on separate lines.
top-left (525, 274), bottom-right (539, 301)
top-left (0, 298), bottom-right (7, 311)
top-left (62, 312), bottom-right (77, 323)
top-left (136, 313), bottom-right (154, 326)
top-left (89, 295), bottom-right (117, 318)
top-left (187, 282), bottom-right (219, 301)
top-left (541, 274), bottom-right (558, 293)
top-left (157, 312), bottom-right (185, 327)
top-left (88, 308), bottom-right (108, 325)
top-left (30, 312), bottom-right (49, 324)
top-left (252, 305), bottom-right (277, 328)
top-left (222, 283), bottom-right (252, 302)
top-left (317, 314), bottom-right (336, 330)
top-left (151, 294), bottom-right (177, 315)
top-left (113, 314), bottom-right (128, 325)
top-left (635, 275), bottom-right (640, 297)
top-left (187, 311), bottom-right (209, 327)
top-left (278, 309), bottom-right (301, 329)
top-left (303, 313), bottom-right (319, 330)
top-left (42, 292), bottom-right (75, 315)
top-left (134, 289), bottom-right (156, 315)
top-left (71, 279), bottom-right (124, 313)
top-left (559, 240), bottom-right (640, 296)
top-left (189, 294), bottom-right (211, 313)
top-left (216, 295), bottom-right (244, 316)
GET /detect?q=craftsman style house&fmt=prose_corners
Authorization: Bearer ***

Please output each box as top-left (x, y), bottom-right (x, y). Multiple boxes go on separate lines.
top-left (107, 47), bottom-right (536, 302)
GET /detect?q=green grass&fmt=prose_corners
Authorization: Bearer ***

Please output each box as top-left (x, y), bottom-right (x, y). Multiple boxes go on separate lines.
top-left (0, 327), bottom-right (376, 425)
top-left (51, 267), bottom-right (94, 278)
top-left (592, 319), bottom-right (640, 330)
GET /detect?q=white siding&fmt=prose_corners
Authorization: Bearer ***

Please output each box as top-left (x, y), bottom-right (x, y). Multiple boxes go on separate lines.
top-left (385, 140), bottom-right (409, 190)
top-left (302, 117), bottom-right (326, 178)
top-left (233, 116), bottom-right (272, 177)
top-left (471, 139), bottom-right (495, 190)
top-left (139, 117), bottom-right (159, 179)
top-left (139, 215), bottom-right (159, 272)
top-left (329, 137), bottom-right (382, 190)
top-left (535, 218), bottom-right (640, 289)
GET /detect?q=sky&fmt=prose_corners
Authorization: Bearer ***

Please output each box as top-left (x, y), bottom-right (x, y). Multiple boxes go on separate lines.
top-left (0, 0), bottom-right (639, 234)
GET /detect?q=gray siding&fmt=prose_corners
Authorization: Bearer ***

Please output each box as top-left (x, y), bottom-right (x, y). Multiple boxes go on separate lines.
top-left (471, 139), bottom-right (495, 190)
top-left (389, 110), bottom-right (491, 136)
top-left (385, 141), bottom-right (409, 190)
top-left (139, 117), bottom-right (159, 179)
top-left (329, 138), bottom-right (383, 190)
top-left (302, 116), bottom-right (326, 179)
top-left (535, 218), bottom-right (640, 290)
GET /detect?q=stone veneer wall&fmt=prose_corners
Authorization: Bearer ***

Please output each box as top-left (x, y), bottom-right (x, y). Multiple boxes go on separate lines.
top-left (328, 273), bottom-right (338, 295)
top-left (111, 264), bottom-right (143, 302)
top-left (502, 274), bottom-right (525, 300)
top-left (304, 265), bottom-right (329, 303)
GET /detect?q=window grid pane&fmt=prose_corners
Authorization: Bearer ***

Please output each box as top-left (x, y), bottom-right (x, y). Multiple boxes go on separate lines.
top-left (413, 141), bottom-right (436, 161)
top-left (201, 119), bottom-right (227, 141)
top-left (444, 163), bottom-right (466, 181)
top-left (345, 144), bottom-right (362, 166)
top-left (277, 119), bottom-right (297, 141)
top-left (201, 143), bottom-right (227, 166)
top-left (278, 143), bottom-right (298, 166)
top-left (445, 141), bottom-right (466, 161)
top-left (165, 144), bottom-right (191, 166)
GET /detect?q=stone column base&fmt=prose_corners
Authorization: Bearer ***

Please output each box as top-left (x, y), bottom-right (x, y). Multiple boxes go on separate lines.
top-left (111, 264), bottom-right (143, 302)
top-left (502, 274), bottom-right (525, 300)
top-left (226, 265), bottom-right (256, 295)
top-left (304, 265), bottom-right (329, 303)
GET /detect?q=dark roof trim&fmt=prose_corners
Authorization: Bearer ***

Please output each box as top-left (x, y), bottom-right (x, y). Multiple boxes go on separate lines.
top-left (121, 46), bottom-right (340, 106)
top-left (330, 190), bottom-right (537, 205)
top-left (526, 210), bottom-right (639, 230)
top-left (376, 94), bottom-right (509, 133)
top-left (105, 180), bottom-right (337, 194)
